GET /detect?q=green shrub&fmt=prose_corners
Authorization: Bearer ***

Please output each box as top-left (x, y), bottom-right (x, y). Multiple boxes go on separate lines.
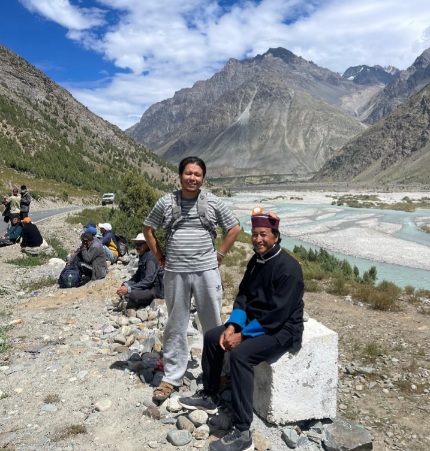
top-left (404, 285), bottom-right (415, 296)
top-left (362, 341), bottom-right (384, 363)
top-left (304, 279), bottom-right (319, 292)
top-left (6, 253), bottom-right (50, 267)
top-left (46, 236), bottom-right (69, 260)
top-left (22, 276), bottom-right (58, 293)
top-left (353, 282), bottom-right (400, 311)
top-left (329, 274), bottom-right (350, 296)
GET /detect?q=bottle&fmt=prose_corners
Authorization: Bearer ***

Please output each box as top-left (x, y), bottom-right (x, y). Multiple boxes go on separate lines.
top-left (67, 273), bottom-right (73, 288)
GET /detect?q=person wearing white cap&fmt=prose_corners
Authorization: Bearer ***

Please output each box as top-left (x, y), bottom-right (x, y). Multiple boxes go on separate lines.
top-left (115, 233), bottom-right (164, 308)
top-left (98, 223), bottom-right (119, 263)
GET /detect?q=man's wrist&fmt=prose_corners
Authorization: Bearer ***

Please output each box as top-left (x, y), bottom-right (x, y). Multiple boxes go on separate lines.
top-left (217, 250), bottom-right (226, 257)
top-left (158, 256), bottom-right (165, 266)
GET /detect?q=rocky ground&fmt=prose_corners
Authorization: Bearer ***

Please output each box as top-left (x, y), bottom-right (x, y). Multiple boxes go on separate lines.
top-left (0, 209), bottom-right (429, 450)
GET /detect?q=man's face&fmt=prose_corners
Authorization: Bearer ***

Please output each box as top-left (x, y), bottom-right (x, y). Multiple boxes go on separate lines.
top-left (180, 163), bottom-right (204, 194)
top-left (11, 217), bottom-right (19, 225)
top-left (251, 227), bottom-right (278, 256)
top-left (134, 241), bottom-right (148, 255)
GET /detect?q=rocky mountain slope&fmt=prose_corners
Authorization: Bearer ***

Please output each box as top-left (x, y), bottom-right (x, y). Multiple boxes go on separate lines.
top-left (359, 48), bottom-right (430, 124)
top-left (342, 65), bottom-right (399, 86)
top-left (0, 45), bottom-right (177, 193)
top-left (313, 83), bottom-right (430, 186)
top-left (127, 48), bottom-right (380, 178)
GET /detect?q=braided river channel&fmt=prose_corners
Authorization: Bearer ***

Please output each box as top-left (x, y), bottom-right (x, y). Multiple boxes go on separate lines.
top-left (223, 190), bottom-right (430, 290)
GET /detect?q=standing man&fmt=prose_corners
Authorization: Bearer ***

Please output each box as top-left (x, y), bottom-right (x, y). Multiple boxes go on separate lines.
top-left (19, 185), bottom-right (32, 220)
top-left (143, 156), bottom-right (240, 402)
top-left (116, 233), bottom-right (164, 308)
top-left (8, 187), bottom-right (21, 217)
top-left (178, 208), bottom-right (304, 451)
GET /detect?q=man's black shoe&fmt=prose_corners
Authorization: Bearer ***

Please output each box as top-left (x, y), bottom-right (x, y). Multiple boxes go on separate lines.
top-left (209, 427), bottom-right (253, 451)
top-left (178, 389), bottom-right (218, 414)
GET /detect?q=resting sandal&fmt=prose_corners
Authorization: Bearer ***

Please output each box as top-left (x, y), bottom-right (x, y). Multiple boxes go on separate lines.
top-left (152, 381), bottom-right (176, 403)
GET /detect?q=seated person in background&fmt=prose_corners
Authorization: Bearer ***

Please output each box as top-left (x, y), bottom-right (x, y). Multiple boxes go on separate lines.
top-left (0, 214), bottom-right (22, 246)
top-left (116, 233), bottom-right (164, 309)
top-left (77, 232), bottom-right (107, 281)
top-left (83, 222), bottom-right (99, 236)
top-left (98, 223), bottom-right (118, 263)
top-left (20, 217), bottom-right (46, 255)
top-left (178, 208), bottom-right (304, 451)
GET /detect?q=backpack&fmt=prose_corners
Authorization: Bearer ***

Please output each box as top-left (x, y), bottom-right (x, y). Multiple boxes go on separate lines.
top-left (168, 190), bottom-right (217, 246)
top-left (114, 234), bottom-right (128, 257)
top-left (58, 264), bottom-right (82, 288)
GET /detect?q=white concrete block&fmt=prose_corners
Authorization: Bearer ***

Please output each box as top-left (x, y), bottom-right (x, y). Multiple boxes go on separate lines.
top-left (253, 318), bottom-right (338, 424)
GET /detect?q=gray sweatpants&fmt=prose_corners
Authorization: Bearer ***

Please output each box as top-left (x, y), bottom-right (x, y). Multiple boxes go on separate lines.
top-left (162, 268), bottom-right (223, 387)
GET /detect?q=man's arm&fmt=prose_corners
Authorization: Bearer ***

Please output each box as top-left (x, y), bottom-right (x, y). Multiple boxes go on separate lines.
top-left (143, 226), bottom-right (164, 265)
top-left (216, 224), bottom-right (240, 265)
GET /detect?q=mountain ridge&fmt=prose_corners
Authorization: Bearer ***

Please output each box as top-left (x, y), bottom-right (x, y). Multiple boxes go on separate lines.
top-left (127, 47), bottom-right (373, 178)
top-left (0, 45), bottom-right (177, 194)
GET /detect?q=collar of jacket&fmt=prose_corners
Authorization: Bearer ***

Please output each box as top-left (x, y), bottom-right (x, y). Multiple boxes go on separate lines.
top-left (255, 243), bottom-right (282, 264)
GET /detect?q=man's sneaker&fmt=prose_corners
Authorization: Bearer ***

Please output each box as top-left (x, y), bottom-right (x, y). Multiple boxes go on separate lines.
top-left (209, 427), bottom-right (253, 451)
top-left (178, 389), bottom-right (218, 414)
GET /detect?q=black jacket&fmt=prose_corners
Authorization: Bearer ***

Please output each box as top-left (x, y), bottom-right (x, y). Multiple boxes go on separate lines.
top-left (21, 223), bottom-right (43, 248)
top-left (228, 243), bottom-right (304, 351)
top-left (125, 250), bottom-right (164, 298)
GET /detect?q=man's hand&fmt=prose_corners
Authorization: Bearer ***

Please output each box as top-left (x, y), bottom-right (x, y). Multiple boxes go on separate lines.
top-left (219, 325), bottom-right (243, 351)
top-left (116, 285), bottom-right (128, 296)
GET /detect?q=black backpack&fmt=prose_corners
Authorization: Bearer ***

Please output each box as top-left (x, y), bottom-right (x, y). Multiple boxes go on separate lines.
top-left (58, 264), bottom-right (82, 288)
top-left (114, 234), bottom-right (128, 257)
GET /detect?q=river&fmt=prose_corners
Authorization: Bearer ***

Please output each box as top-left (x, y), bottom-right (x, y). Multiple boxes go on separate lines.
top-left (223, 190), bottom-right (430, 290)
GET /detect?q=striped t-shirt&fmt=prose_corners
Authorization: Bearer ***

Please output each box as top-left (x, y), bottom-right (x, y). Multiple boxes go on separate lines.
top-left (144, 191), bottom-right (238, 272)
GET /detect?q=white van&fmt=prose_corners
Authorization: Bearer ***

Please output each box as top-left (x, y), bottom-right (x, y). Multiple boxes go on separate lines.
top-left (101, 193), bottom-right (115, 206)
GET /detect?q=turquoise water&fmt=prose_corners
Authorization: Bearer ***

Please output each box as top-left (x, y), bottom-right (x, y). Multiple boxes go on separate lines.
top-left (224, 195), bottom-right (430, 290)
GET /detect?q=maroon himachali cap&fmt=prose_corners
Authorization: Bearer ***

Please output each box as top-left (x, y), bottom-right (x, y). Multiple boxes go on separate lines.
top-left (251, 206), bottom-right (280, 229)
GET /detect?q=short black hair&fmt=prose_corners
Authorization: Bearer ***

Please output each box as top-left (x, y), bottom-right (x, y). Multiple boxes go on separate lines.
top-left (272, 229), bottom-right (282, 244)
top-left (178, 156), bottom-right (206, 177)
top-left (80, 232), bottom-right (94, 242)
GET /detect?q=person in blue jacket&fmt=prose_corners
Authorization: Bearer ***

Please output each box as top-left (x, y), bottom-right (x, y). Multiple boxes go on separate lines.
top-left (179, 207), bottom-right (304, 451)
top-left (0, 214), bottom-right (22, 246)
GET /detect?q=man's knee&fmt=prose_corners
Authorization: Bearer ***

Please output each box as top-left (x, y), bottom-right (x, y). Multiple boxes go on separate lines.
top-left (204, 325), bottom-right (224, 346)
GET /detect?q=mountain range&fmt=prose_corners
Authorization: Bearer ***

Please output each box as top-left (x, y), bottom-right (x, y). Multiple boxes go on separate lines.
top-left (128, 47), bottom-right (430, 185)
top-left (1, 42), bottom-right (430, 189)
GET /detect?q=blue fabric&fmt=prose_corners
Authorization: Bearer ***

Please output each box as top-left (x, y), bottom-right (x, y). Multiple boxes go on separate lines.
top-left (242, 318), bottom-right (266, 337)
top-left (226, 309), bottom-right (246, 330)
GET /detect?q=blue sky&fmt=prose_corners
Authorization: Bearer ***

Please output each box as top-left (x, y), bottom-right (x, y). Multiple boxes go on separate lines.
top-left (1, 0), bottom-right (430, 130)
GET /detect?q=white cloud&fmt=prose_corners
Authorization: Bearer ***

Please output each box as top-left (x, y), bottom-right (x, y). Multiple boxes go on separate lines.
top-left (19, 0), bottom-right (430, 129)
top-left (19, 0), bottom-right (105, 30)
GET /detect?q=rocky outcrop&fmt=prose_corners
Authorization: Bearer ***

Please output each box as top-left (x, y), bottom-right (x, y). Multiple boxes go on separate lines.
top-left (360, 48), bottom-right (430, 124)
top-left (314, 83), bottom-right (430, 185)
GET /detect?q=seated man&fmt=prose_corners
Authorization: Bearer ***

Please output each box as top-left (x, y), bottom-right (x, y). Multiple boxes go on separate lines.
top-left (77, 232), bottom-right (107, 281)
top-left (178, 208), bottom-right (304, 451)
top-left (0, 214), bottom-right (22, 246)
top-left (98, 222), bottom-right (118, 263)
top-left (116, 233), bottom-right (164, 308)
top-left (20, 217), bottom-right (46, 255)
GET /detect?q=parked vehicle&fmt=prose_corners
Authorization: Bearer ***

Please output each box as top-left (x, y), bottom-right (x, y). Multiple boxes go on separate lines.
top-left (101, 193), bottom-right (115, 206)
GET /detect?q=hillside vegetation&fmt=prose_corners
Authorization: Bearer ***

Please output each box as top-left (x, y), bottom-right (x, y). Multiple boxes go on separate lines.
top-left (0, 45), bottom-right (177, 196)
